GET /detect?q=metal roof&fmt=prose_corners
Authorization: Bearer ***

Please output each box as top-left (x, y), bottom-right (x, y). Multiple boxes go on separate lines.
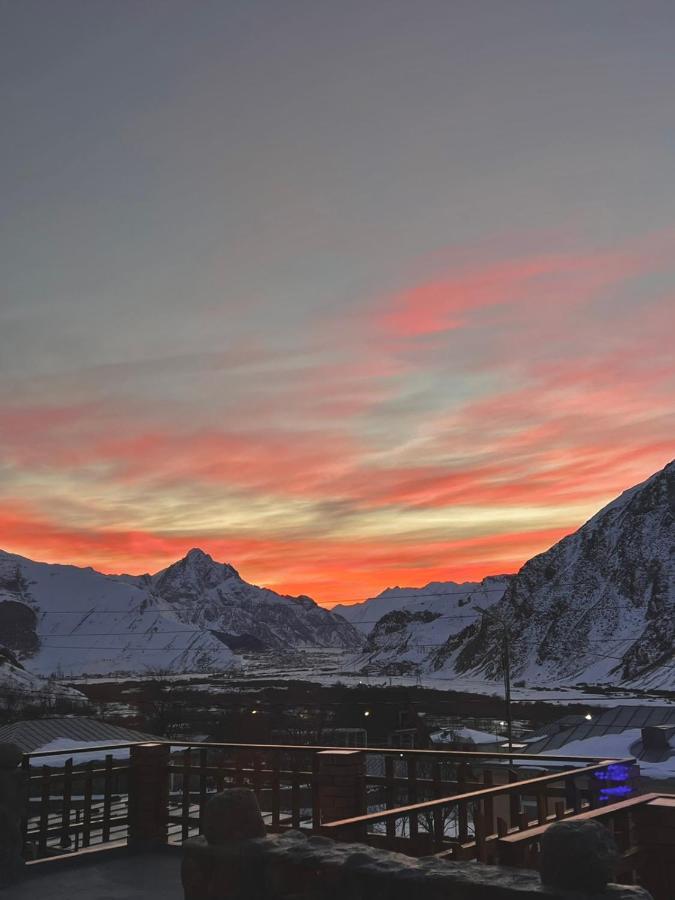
top-left (526, 706), bottom-right (675, 754)
top-left (0, 717), bottom-right (159, 752)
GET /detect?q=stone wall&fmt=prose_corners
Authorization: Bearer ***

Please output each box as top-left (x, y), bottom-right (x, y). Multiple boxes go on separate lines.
top-left (182, 829), bottom-right (653, 900)
top-left (182, 789), bottom-right (653, 900)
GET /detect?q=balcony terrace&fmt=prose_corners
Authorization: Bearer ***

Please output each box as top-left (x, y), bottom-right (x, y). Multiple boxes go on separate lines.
top-left (3, 739), bottom-right (673, 899)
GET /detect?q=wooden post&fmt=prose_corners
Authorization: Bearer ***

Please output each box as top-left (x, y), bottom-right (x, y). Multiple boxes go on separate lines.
top-left (317, 750), bottom-right (366, 839)
top-left (634, 797), bottom-right (675, 900)
top-left (128, 742), bottom-right (170, 851)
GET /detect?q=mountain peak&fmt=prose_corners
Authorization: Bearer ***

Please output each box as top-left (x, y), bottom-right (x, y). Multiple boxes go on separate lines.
top-left (184, 548), bottom-right (214, 564)
top-left (175, 548), bottom-right (239, 576)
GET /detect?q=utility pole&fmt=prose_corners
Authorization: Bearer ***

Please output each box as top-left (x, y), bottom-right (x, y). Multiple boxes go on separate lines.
top-left (501, 625), bottom-right (514, 766)
top-left (477, 607), bottom-right (513, 765)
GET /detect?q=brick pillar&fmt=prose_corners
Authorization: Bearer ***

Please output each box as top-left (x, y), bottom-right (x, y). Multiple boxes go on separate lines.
top-left (317, 750), bottom-right (366, 839)
top-left (128, 742), bottom-right (170, 851)
top-left (635, 796), bottom-right (675, 900)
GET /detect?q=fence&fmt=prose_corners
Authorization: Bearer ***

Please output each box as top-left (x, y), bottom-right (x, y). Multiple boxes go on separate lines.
top-left (22, 742), bottom-right (132, 857)
top-left (20, 740), bottom-right (636, 862)
top-left (322, 756), bottom-right (638, 859)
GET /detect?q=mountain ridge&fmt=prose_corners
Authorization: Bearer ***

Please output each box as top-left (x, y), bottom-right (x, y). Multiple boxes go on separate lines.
top-left (427, 459), bottom-right (674, 689)
top-left (0, 548), bottom-right (361, 676)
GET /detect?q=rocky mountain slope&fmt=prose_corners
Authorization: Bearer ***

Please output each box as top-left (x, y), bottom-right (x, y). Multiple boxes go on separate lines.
top-left (0, 548), bottom-right (361, 676)
top-left (0, 647), bottom-right (86, 706)
top-left (336, 577), bottom-right (511, 674)
top-left (429, 459), bottom-right (675, 689)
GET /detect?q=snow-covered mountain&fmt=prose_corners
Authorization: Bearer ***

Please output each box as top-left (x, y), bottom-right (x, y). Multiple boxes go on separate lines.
top-left (335, 577), bottom-right (511, 674)
top-left (0, 548), bottom-right (361, 677)
top-left (335, 580), bottom-right (488, 633)
top-left (430, 459), bottom-right (675, 689)
top-left (144, 549), bottom-right (360, 652)
top-left (3, 459), bottom-right (672, 688)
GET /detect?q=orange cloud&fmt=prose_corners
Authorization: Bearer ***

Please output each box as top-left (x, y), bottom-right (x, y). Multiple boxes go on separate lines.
top-left (0, 501), bottom-right (572, 604)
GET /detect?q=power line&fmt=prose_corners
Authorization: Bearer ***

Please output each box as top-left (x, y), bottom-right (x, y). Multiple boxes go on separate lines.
top-left (30, 585), bottom-right (510, 615)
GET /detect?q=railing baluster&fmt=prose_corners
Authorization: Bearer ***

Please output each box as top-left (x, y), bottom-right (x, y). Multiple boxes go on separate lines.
top-left (482, 769), bottom-right (494, 836)
top-left (407, 757), bottom-right (418, 842)
top-left (385, 756), bottom-right (396, 840)
top-left (291, 754), bottom-right (300, 828)
top-left (508, 769), bottom-right (520, 828)
top-left (568, 775), bottom-right (580, 814)
top-left (253, 753), bottom-right (262, 805)
top-left (20, 756), bottom-right (30, 850)
top-left (311, 753), bottom-right (321, 832)
top-left (59, 758), bottom-right (73, 849)
top-left (458, 765), bottom-right (469, 841)
top-left (198, 748), bottom-right (208, 834)
top-left (431, 760), bottom-right (443, 848)
top-left (38, 765), bottom-right (51, 857)
top-left (536, 788), bottom-right (548, 825)
top-left (74, 809), bottom-right (81, 851)
top-left (102, 755), bottom-right (113, 843)
top-left (474, 802), bottom-right (486, 862)
top-left (588, 771), bottom-right (601, 809)
top-left (181, 749), bottom-right (192, 842)
top-left (82, 762), bottom-right (93, 847)
top-left (216, 750), bottom-right (225, 792)
top-left (432, 760), bottom-right (441, 798)
top-left (271, 749), bottom-right (281, 830)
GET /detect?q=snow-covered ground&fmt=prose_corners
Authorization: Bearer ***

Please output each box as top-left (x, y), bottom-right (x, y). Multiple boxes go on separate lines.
top-left (65, 649), bottom-right (675, 708)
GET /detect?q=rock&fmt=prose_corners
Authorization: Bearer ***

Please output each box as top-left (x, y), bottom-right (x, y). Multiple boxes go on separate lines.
top-left (202, 789), bottom-right (266, 844)
top-left (0, 744), bottom-right (22, 770)
top-left (540, 819), bottom-right (619, 892)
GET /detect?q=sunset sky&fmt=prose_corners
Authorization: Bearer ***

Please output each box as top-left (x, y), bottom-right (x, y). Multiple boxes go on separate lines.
top-left (2, 2), bottom-right (674, 604)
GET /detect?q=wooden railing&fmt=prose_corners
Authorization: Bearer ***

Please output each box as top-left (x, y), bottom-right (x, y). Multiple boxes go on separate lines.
top-left (321, 757), bottom-right (638, 860)
top-left (21, 741), bottom-right (636, 863)
top-left (496, 791), bottom-right (665, 874)
top-left (22, 743), bottom-right (133, 858)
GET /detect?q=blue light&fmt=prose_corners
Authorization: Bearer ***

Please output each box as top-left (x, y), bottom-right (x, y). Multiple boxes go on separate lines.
top-left (593, 762), bottom-right (634, 802)
top-left (593, 764), bottom-right (631, 782)
top-left (599, 785), bottom-right (633, 800)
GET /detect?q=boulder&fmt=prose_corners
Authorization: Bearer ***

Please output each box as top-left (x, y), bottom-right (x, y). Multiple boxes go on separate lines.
top-left (540, 819), bottom-right (619, 893)
top-left (202, 788), bottom-right (266, 845)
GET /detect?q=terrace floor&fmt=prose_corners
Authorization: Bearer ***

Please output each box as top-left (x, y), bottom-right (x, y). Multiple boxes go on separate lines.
top-left (12, 848), bottom-right (182, 900)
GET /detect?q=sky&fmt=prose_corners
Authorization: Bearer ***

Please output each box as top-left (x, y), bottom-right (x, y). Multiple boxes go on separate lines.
top-left (1, 1), bottom-right (674, 605)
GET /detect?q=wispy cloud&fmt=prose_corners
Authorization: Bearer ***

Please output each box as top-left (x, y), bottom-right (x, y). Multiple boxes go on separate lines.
top-left (2, 232), bottom-right (674, 602)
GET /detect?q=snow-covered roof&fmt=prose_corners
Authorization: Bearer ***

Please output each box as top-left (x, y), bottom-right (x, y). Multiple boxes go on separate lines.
top-left (526, 706), bottom-right (675, 753)
top-left (0, 716), bottom-right (158, 752)
top-left (430, 726), bottom-right (501, 746)
top-left (541, 728), bottom-right (675, 781)
top-left (31, 739), bottom-right (132, 766)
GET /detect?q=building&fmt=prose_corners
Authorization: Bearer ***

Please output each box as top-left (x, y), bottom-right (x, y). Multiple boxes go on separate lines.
top-left (524, 706), bottom-right (675, 789)
top-left (0, 716), bottom-right (159, 754)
